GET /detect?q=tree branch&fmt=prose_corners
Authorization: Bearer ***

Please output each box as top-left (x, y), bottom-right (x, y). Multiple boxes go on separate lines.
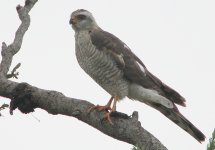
top-left (0, 1), bottom-right (167, 150)
top-left (6, 63), bottom-right (21, 79)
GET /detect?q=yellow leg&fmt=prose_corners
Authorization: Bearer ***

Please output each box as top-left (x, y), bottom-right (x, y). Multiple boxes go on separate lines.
top-left (88, 97), bottom-right (113, 112)
top-left (112, 97), bottom-right (117, 112)
top-left (88, 96), bottom-right (119, 125)
top-left (103, 96), bottom-right (119, 125)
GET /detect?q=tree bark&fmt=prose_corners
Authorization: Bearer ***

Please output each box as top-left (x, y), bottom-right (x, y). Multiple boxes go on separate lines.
top-left (0, 0), bottom-right (167, 150)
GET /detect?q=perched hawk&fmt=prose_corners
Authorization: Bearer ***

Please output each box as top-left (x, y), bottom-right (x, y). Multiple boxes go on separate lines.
top-left (69, 9), bottom-right (205, 142)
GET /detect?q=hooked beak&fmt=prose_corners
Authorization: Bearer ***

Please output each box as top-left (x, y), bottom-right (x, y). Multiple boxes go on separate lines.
top-left (69, 16), bottom-right (77, 25)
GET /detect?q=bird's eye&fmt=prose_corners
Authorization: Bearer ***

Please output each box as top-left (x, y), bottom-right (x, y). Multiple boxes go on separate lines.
top-left (77, 14), bottom-right (87, 20)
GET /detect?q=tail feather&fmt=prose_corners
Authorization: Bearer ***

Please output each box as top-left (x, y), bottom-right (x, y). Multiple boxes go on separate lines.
top-left (128, 83), bottom-right (205, 142)
top-left (150, 103), bottom-right (206, 142)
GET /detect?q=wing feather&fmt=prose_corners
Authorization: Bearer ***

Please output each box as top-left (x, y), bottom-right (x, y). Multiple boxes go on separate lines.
top-left (90, 29), bottom-right (186, 106)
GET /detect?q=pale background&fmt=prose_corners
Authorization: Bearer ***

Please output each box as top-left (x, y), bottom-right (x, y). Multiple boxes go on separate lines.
top-left (0, 0), bottom-right (215, 150)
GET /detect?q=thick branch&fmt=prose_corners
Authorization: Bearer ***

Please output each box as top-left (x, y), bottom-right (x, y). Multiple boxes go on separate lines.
top-left (0, 0), bottom-right (167, 150)
top-left (4, 81), bottom-right (167, 150)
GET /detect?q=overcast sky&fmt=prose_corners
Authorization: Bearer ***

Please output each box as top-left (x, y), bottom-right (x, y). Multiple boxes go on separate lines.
top-left (0, 0), bottom-right (215, 150)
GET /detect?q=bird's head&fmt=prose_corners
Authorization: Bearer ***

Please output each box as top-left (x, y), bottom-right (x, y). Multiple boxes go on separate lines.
top-left (69, 9), bottom-right (99, 32)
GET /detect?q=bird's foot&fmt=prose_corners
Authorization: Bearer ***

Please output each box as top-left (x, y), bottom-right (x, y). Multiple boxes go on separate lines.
top-left (88, 104), bottom-right (114, 125)
top-left (88, 96), bottom-right (117, 125)
top-left (88, 97), bottom-right (114, 112)
top-left (88, 104), bottom-right (112, 112)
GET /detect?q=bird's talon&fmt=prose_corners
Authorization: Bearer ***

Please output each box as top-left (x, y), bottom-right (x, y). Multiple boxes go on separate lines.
top-left (88, 104), bottom-right (111, 113)
top-left (103, 112), bottom-right (114, 125)
top-left (87, 105), bottom-right (98, 112)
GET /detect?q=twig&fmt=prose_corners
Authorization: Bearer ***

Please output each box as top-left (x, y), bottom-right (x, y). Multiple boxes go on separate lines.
top-left (0, 103), bottom-right (9, 111)
top-left (7, 63), bottom-right (21, 79)
top-left (0, 103), bottom-right (9, 117)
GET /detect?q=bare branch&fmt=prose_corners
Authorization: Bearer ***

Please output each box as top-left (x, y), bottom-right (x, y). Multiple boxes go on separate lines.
top-left (0, 0), bottom-right (167, 150)
top-left (9, 82), bottom-right (167, 150)
top-left (0, 0), bottom-right (37, 78)
top-left (0, 103), bottom-right (9, 110)
top-left (0, 103), bottom-right (9, 116)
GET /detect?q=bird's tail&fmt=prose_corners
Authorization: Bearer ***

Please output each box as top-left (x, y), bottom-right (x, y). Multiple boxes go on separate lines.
top-left (128, 83), bottom-right (205, 142)
top-left (150, 103), bottom-right (206, 143)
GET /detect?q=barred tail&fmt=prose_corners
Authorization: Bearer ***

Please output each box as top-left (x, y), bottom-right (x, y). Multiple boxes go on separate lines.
top-left (151, 103), bottom-right (206, 143)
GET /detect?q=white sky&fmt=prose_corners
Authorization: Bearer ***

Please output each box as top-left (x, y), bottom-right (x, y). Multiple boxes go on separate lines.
top-left (0, 0), bottom-right (215, 150)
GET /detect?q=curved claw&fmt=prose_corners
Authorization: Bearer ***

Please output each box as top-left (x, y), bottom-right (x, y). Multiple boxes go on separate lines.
top-left (103, 112), bottom-right (114, 125)
top-left (88, 96), bottom-right (119, 125)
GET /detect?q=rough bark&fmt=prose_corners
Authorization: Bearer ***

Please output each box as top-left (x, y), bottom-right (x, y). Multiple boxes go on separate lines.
top-left (0, 0), bottom-right (167, 150)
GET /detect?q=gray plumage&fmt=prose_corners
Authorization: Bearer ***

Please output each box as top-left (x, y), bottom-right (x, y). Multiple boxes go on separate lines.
top-left (69, 9), bottom-right (205, 142)
top-left (75, 31), bottom-right (129, 99)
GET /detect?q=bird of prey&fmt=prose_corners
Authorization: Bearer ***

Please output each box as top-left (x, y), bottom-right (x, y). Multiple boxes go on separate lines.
top-left (69, 9), bottom-right (205, 142)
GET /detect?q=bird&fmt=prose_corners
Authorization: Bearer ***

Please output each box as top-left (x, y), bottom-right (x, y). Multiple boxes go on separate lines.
top-left (69, 9), bottom-right (205, 142)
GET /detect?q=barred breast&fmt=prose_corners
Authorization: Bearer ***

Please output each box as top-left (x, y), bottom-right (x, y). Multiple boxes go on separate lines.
top-left (75, 31), bottom-right (129, 99)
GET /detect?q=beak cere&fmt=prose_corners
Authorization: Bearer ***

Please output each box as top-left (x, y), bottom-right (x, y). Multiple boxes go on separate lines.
top-left (69, 16), bottom-right (76, 25)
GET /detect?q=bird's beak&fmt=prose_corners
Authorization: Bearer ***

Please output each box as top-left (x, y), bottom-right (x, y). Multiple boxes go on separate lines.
top-left (69, 16), bottom-right (77, 25)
